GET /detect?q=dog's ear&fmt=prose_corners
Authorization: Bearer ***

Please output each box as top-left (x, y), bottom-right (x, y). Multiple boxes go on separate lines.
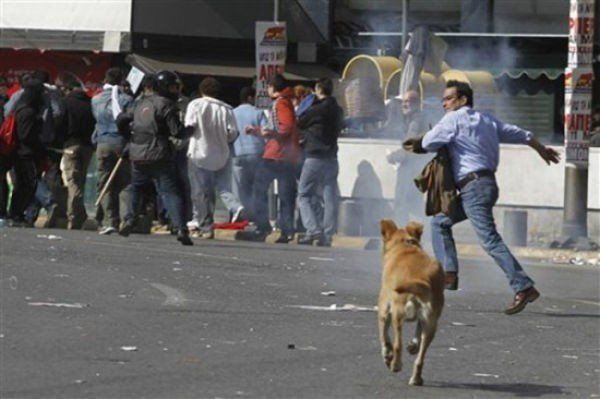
top-left (380, 219), bottom-right (397, 241)
top-left (405, 221), bottom-right (424, 242)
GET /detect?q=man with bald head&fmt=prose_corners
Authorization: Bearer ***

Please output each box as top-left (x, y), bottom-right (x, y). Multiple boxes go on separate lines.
top-left (386, 89), bottom-right (429, 225)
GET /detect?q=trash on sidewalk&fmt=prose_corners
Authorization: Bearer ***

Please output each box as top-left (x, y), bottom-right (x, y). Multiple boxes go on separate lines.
top-left (28, 302), bottom-right (87, 309)
top-left (120, 346), bottom-right (138, 352)
top-left (569, 257), bottom-right (586, 266)
top-left (320, 291), bottom-right (336, 296)
top-left (288, 304), bottom-right (377, 312)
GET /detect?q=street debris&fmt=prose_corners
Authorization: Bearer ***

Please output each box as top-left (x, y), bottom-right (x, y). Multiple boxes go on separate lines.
top-left (450, 321), bottom-right (476, 327)
top-left (74, 379), bottom-right (86, 384)
top-left (473, 373), bottom-right (500, 378)
top-left (173, 261), bottom-right (181, 265)
top-left (569, 257), bottom-right (586, 266)
top-left (9, 276), bottom-right (17, 290)
top-left (536, 325), bottom-right (555, 329)
top-left (449, 347), bottom-right (458, 351)
top-left (297, 346), bottom-right (317, 351)
top-left (562, 355), bottom-right (578, 359)
top-left (120, 346), bottom-right (137, 352)
top-left (309, 257), bottom-right (335, 262)
top-left (320, 291), bottom-right (336, 296)
top-left (28, 302), bottom-right (87, 309)
top-left (37, 234), bottom-right (63, 240)
top-left (287, 344), bottom-right (295, 349)
top-left (288, 304), bottom-right (376, 312)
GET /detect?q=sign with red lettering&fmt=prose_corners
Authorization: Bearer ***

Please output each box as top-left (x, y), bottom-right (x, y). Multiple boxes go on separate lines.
top-left (255, 21), bottom-right (287, 109)
top-left (568, 0), bottom-right (595, 66)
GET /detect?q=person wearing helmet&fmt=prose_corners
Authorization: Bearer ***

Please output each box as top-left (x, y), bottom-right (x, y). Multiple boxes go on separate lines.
top-left (116, 71), bottom-right (193, 246)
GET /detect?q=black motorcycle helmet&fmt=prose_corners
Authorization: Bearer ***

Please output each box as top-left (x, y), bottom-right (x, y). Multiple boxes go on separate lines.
top-left (155, 70), bottom-right (179, 100)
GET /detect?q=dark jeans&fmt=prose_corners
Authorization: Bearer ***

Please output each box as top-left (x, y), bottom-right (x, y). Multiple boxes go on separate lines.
top-left (431, 176), bottom-right (534, 294)
top-left (124, 161), bottom-right (185, 231)
top-left (252, 159), bottom-right (297, 236)
top-left (298, 157), bottom-right (339, 240)
top-left (96, 143), bottom-right (130, 228)
top-left (232, 154), bottom-right (262, 214)
top-left (9, 157), bottom-right (37, 221)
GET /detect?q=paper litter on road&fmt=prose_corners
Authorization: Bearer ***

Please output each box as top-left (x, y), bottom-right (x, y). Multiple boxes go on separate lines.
top-left (449, 347), bottom-right (458, 351)
top-left (28, 302), bottom-right (87, 309)
top-left (297, 346), bottom-right (317, 351)
top-left (37, 234), bottom-right (63, 240)
top-left (536, 325), bottom-right (555, 329)
top-left (320, 291), bottom-right (336, 296)
top-left (309, 257), bottom-right (335, 262)
top-left (288, 304), bottom-right (377, 312)
top-left (562, 355), bottom-right (578, 359)
top-left (473, 373), bottom-right (500, 378)
top-left (451, 321), bottom-right (476, 327)
top-left (120, 346), bottom-right (137, 351)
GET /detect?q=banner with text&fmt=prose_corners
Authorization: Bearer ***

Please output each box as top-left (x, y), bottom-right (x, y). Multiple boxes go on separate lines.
top-left (564, 0), bottom-right (595, 164)
top-left (255, 21), bottom-right (287, 109)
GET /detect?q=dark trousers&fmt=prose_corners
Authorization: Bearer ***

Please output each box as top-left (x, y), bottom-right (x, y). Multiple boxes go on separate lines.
top-left (252, 159), bottom-right (297, 236)
top-left (0, 156), bottom-right (10, 218)
top-left (9, 157), bottom-right (37, 220)
top-left (124, 161), bottom-right (185, 231)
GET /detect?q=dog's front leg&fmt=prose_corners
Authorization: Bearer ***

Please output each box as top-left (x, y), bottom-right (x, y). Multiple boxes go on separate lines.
top-left (407, 320), bottom-right (421, 355)
top-left (378, 303), bottom-right (392, 368)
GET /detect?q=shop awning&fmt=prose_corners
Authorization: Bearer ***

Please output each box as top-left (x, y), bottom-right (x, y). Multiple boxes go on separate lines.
top-left (491, 68), bottom-right (564, 80)
top-left (126, 53), bottom-right (338, 81)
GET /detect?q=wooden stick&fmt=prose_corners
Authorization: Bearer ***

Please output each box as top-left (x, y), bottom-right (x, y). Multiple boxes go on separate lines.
top-left (94, 157), bottom-right (124, 208)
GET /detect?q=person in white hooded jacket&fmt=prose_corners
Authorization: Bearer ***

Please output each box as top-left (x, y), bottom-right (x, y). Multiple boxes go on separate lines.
top-left (185, 77), bottom-right (244, 238)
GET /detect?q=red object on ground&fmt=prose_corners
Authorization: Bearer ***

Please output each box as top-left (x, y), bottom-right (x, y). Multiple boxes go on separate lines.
top-left (213, 220), bottom-right (250, 230)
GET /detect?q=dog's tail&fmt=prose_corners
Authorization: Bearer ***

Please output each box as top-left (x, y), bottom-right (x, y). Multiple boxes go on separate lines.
top-left (395, 282), bottom-right (431, 301)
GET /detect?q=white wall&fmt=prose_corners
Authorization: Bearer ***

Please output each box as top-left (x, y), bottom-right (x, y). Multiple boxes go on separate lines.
top-left (0, 0), bottom-right (132, 32)
top-left (338, 138), bottom-right (600, 209)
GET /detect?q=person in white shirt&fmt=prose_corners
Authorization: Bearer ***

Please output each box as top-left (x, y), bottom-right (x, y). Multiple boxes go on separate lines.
top-left (185, 77), bottom-right (244, 238)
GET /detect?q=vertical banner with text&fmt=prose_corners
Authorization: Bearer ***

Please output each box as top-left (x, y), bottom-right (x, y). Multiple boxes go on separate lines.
top-left (564, 0), bottom-right (595, 165)
top-left (255, 21), bottom-right (287, 109)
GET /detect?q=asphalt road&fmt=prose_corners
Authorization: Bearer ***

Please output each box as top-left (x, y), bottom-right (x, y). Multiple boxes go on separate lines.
top-left (1, 228), bottom-right (599, 399)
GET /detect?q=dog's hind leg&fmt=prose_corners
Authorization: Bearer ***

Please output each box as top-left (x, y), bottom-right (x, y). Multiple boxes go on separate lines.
top-left (406, 319), bottom-right (421, 355)
top-left (378, 303), bottom-right (392, 368)
top-left (389, 301), bottom-right (405, 373)
top-left (409, 319), bottom-right (437, 386)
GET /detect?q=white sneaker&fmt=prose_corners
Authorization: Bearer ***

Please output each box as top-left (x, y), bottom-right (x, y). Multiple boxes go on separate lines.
top-left (231, 206), bottom-right (245, 223)
top-left (187, 220), bottom-right (200, 230)
top-left (99, 226), bottom-right (117, 235)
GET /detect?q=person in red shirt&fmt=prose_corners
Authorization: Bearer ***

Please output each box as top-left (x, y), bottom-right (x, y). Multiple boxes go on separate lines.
top-left (248, 74), bottom-right (300, 243)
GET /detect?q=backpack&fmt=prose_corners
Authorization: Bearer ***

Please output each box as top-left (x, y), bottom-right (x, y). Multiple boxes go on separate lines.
top-left (0, 113), bottom-right (17, 156)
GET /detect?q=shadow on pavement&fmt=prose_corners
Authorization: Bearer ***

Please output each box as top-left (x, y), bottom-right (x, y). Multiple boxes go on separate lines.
top-left (427, 381), bottom-right (568, 397)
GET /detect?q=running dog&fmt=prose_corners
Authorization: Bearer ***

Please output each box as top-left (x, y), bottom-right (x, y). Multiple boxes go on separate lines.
top-left (378, 220), bottom-right (445, 386)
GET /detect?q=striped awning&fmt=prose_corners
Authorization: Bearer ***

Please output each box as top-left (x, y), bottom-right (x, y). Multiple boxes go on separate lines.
top-left (491, 68), bottom-right (564, 80)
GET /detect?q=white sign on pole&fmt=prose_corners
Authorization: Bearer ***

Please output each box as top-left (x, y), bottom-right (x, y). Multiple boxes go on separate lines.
top-left (126, 66), bottom-right (145, 95)
top-left (255, 21), bottom-right (287, 109)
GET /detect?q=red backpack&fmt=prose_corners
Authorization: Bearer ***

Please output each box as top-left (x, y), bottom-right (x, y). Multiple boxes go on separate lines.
top-left (0, 113), bottom-right (17, 156)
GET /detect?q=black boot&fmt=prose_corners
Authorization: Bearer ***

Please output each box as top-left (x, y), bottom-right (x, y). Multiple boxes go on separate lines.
top-left (177, 229), bottom-right (194, 246)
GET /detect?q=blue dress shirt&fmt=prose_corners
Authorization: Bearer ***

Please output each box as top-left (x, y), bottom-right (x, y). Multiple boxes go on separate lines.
top-left (422, 107), bottom-right (533, 182)
top-left (232, 103), bottom-right (266, 157)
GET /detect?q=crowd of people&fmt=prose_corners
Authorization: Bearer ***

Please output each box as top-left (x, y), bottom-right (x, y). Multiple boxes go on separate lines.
top-left (0, 68), bottom-right (344, 246)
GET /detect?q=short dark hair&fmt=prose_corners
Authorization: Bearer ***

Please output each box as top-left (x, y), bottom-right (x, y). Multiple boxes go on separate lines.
top-left (142, 74), bottom-right (157, 91)
top-left (105, 67), bottom-right (123, 85)
top-left (240, 86), bottom-right (256, 103)
top-left (446, 80), bottom-right (473, 107)
top-left (32, 70), bottom-right (50, 84)
top-left (57, 71), bottom-right (82, 91)
top-left (199, 77), bottom-right (221, 98)
top-left (316, 78), bottom-right (333, 96)
top-left (267, 74), bottom-right (287, 92)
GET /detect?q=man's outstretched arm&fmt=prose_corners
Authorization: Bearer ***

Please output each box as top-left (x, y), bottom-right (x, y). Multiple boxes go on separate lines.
top-left (528, 136), bottom-right (561, 165)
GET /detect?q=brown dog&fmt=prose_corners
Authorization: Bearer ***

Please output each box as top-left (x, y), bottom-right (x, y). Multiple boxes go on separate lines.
top-left (378, 220), bottom-right (445, 386)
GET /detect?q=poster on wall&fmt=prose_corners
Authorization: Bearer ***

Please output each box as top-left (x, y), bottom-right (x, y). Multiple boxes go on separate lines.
top-left (255, 21), bottom-right (287, 109)
top-left (564, 0), bottom-right (595, 165)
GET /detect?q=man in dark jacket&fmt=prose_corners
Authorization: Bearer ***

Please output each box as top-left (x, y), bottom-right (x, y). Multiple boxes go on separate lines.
top-left (9, 80), bottom-right (45, 225)
top-left (58, 72), bottom-right (96, 229)
top-left (296, 78), bottom-right (344, 246)
top-left (117, 71), bottom-right (193, 246)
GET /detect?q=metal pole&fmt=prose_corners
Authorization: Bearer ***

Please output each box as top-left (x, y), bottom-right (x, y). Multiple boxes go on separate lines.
top-left (402, 0), bottom-right (408, 48)
top-left (274, 0), bottom-right (279, 22)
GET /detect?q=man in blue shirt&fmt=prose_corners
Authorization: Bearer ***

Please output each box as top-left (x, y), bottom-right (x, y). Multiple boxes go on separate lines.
top-left (421, 80), bottom-right (560, 315)
top-left (232, 87), bottom-right (265, 218)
